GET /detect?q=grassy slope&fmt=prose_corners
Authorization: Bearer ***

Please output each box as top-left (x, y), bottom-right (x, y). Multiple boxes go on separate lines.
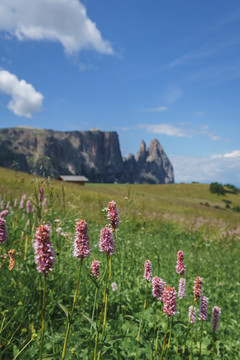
top-left (1, 167), bottom-right (240, 228)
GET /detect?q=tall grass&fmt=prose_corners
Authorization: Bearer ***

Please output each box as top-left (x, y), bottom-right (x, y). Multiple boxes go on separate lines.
top-left (0, 168), bottom-right (239, 359)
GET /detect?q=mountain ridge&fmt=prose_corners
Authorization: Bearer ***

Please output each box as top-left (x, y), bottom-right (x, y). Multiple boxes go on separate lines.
top-left (0, 127), bottom-right (174, 184)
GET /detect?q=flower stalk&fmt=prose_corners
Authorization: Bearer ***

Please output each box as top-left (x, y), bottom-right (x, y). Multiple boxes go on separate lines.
top-left (62, 260), bottom-right (83, 359)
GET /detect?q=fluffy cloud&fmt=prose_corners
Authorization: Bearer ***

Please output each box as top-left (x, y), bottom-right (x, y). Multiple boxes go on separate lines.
top-left (171, 153), bottom-right (240, 186)
top-left (0, 0), bottom-right (113, 55)
top-left (223, 150), bottom-right (240, 158)
top-left (0, 70), bottom-right (44, 117)
top-left (138, 123), bottom-right (191, 137)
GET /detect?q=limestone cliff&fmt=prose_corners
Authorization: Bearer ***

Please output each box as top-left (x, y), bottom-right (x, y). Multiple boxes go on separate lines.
top-left (0, 127), bottom-right (174, 184)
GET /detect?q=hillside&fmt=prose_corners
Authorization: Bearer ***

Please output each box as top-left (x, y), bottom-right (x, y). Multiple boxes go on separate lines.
top-left (1, 167), bottom-right (240, 232)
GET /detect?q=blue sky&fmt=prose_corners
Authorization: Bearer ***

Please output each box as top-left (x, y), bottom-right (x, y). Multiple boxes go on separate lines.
top-left (0, 0), bottom-right (240, 185)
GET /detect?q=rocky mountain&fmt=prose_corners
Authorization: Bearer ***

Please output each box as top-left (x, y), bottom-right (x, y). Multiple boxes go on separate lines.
top-left (0, 127), bottom-right (174, 184)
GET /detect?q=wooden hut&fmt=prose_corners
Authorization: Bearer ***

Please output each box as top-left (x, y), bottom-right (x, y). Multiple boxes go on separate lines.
top-left (58, 175), bottom-right (89, 186)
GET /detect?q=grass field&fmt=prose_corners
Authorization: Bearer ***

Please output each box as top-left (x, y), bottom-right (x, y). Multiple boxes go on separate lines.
top-left (0, 167), bottom-right (239, 359)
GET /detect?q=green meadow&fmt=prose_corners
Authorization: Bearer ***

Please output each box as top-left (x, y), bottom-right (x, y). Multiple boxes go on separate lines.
top-left (0, 167), bottom-right (239, 359)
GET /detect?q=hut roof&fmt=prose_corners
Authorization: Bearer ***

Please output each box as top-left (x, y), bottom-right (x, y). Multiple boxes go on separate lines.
top-left (59, 175), bottom-right (89, 182)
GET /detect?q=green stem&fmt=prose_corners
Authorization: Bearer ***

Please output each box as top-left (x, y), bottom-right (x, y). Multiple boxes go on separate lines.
top-left (159, 317), bottom-right (169, 360)
top-left (190, 322), bottom-right (195, 360)
top-left (199, 320), bottom-right (203, 359)
top-left (97, 255), bottom-right (112, 360)
top-left (212, 332), bottom-right (215, 353)
top-left (62, 260), bottom-right (83, 359)
top-left (154, 307), bottom-right (163, 360)
top-left (151, 305), bottom-right (157, 360)
top-left (91, 286), bottom-right (99, 329)
top-left (182, 301), bottom-right (196, 355)
top-left (13, 336), bottom-right (36, 360)
top-left (0, 254), bottom-right (8, 271)
top-left (135, 281), bottom-right (148, 360)
top-left (164, 317), bottom-right (173, 360)
top-left (40, 274), bottom-right (47, 360)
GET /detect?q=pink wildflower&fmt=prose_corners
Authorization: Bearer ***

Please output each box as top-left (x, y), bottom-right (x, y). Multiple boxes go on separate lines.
top-left (176, 250), bottom-right (185, 275)
top-left (6, 202), bottom-right (10, 209)
top-left (199, 296), bottom-right (208, 321)
top-left (33, 225), bottom-right (55, 275)
top-left (26, 200), bottom-right (31, 214)
top-left (73, 220), bottom-right (90, 260)
top-left (212, 306), bottom-right (221, 332)
top-left (42, 198), bottom-right (47, 207)
top-left (19, 199), bottom-right (24, 209)
top-left (22, 194), bottom-right (27, 201)
top-left (152, 277), bottom-right (166, 302)
top-left (163, 286), bottom-right (177, 317)
top-left (189, 306), bottom-right (196, 323)
top-left (99, 226), bottom-right (116, 256)
top-left (178, 277), bottom-right (186, 299)
top-left (144, 259), bottom-right (152, 281)
top-left (0, 210), bottom-right (8, 218)
top-left (194, 276), bottom-right (203, 301)
top-left (107, 201), bottom-right (119, 231)
top-left (111, 282), bottom-right (118, 292)
top-left (14, 199), bottom-right (18, 208)
top-left (91, 260), bottom-right (100, 279)
top-left (0, 218), bottom-right (7, 244)
top-left (1, 202), bottom-right (4, 209)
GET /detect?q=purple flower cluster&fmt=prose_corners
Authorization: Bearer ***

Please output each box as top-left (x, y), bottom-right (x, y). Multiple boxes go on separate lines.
top-left (107, 201), bottom-right (119, 231)
top-left (34, 225), bottom-right (55, 275)
top-left (199, 296), bottom-right (208, 321)
top-left (0, 217), bottom-right (7, 244)
top-left (176, 250), bottom-right (186, 275)
top-left (26, 200), bottom-right (31, 214)
top-left (178, 277), bottom-right (186, 299)
top-left (99, 226), bottom-right (116, 256)
top-left (152, 277), bottom-right (166, 302)
top-left (163, 286), bottom-right (177, 317)
top-left (144, 259), bottom-right (152, 281)
top-left (188, 306), bottom-right (196, 323)
top-left (73, 220), bottom-right (90, 260)
top-left (212, 306), bottom-right (221, 332)
top-left (91, 260), bottom-right (100, 279)
top-left (19, 199), bottom-right (24, 209)
top-left (0, 210), bottom-right (8, 218)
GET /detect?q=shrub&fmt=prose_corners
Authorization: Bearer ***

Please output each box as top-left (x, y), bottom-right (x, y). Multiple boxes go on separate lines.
top-left (209, 182), bottom-right (226, 195)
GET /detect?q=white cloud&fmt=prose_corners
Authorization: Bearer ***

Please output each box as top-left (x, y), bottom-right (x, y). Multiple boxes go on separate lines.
top-left (171, 154), bottom-right (240, 186)
top-left (224, 150), bottom-right (240, 158)
top-left (0, 70), bottom-right (44, 117)
top-left (0, 0), bottom-right (113, 55)
top-left (138, 123), bottom-right (191, 138)
top-left (144, 106), bottom-right (168, 113)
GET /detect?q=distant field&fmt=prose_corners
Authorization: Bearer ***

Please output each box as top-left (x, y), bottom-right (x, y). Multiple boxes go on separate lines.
top-left (0, 167), bottom-right (239, 359)
top-left (1, 167), bottom-right (240, 230)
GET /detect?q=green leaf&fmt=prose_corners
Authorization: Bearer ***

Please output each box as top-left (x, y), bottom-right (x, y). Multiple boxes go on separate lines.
top-left (42, 352), bottom-right (60, 359)
top-left (172, 320), bottom-right (188, 328)
top-left (57, 302), bottom-right (69, 321)
top-left (13, 345), bottom-right (20, 357)
top-left (80, 312), bottom-right (97, 332)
